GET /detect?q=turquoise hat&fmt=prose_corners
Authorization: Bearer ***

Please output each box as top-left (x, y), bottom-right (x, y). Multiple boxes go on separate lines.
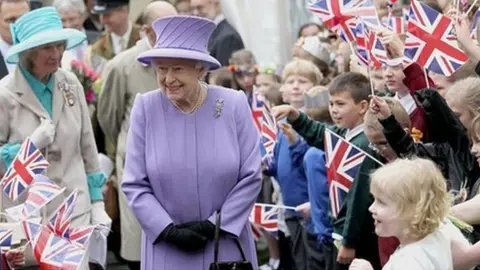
top-left (6, 7), bottom-right (86, 64)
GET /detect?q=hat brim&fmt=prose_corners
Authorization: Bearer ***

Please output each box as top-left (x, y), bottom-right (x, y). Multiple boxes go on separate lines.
top-left (137, 48), bottom-right (221, 71)
top-left (6, 28), bottom-right (86, 64)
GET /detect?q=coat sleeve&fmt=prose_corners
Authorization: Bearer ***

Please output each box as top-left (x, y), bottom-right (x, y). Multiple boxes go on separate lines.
top-left (290, 112), bottom-right (344, 150)
top-left (403, 63), bottom-right (435, 92)
top-left (75, 75), bottom-right (105, 201)
top-left (122, 94), bottom-right (173, 242)
top-left (208, 92), bottom-right (262, 237)
top-left (97, 60), bottom-right (126, 145)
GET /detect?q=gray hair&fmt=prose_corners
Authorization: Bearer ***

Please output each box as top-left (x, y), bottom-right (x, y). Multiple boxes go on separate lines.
top-left (52, 0), bottom-right (86, 16)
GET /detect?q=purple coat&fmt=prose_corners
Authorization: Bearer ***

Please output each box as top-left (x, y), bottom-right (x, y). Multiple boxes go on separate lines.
top-left (122, 85), bottom-right (262, 270)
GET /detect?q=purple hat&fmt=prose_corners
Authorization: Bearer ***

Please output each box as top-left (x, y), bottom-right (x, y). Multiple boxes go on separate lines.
top-left (137, 16), bottom-right (221, 70)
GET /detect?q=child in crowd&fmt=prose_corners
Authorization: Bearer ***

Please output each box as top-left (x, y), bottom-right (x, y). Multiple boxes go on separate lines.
top-left (208, 67), bottom-right (234, 88)
top-left (264, 58), bottom-right (323, 270)
top-left (292, 36), bottom-right (333, 85)
top-left (350, 158), bottom-right (467, 270)
top-left (273, 72), bottom-right (383, 270)
top-left (256, 64), bottom-right (282, 95)
top-left (228, 49), bottom-right (258, 97)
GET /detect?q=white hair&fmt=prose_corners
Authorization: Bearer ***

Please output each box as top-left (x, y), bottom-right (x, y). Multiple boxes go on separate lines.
top-left (52, 0), bottom-right (86, 16)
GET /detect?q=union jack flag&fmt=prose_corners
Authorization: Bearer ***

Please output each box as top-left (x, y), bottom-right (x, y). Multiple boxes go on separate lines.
top-left (48, 190), bottom-right (78, 239)
top-left (249, 204), bottom-right (279, 236)
top-left (324, 129), bottom-right (366, 217)
top-left (251, 92), bottom-right (263, 132)
top-left (355, 21), bottom-right (387, 67)
top-left (309, 0), bottom-right (365, 42)
top-left (23, 221), bottom-right (71, 270)
top-left (404, 0), bottom-right (468, 76)
top-left (346, 0), bottom-right (381, 29)
top-left (250, 223), bottom-right (262, 241)
top-left (62, 245), bottom-right (87, 270)
top-left (261, 101), bottom-right (277, 163)
top-left (0, 228), bottom-right (13, 252)
top-left (387, 16), bottom-right (405, 34)
top-left (1, 137), bottom-right (49, 201)
top-left (22, 175), bottom-right (65, 218)
top-left (471, 9), bottom-right (480, 43)
top-left (67, 226), bottom-right (94, 248)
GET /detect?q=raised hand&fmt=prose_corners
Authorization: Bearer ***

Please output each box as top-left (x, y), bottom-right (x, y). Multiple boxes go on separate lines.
top-left (271, 105), bottom-right (300, 122)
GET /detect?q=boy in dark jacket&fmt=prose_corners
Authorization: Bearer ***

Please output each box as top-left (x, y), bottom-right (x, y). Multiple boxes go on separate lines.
top-left (273, 72), bottom-right (383, 270)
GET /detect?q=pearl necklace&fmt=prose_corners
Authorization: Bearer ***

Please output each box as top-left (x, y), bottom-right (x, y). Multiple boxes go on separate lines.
top-left (171, 83), bottom-right (207, 114)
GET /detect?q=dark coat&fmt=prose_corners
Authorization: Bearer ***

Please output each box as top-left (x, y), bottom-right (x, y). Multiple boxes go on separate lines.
top-left (208, 19), bottom-right (244, 66)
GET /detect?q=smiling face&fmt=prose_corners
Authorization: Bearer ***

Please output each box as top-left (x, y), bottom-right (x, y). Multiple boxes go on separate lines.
top-left (329, 91), bottom-right (368, 129)
top-left (152, 58), bottom-right (206, 102)
top-left (27, 41), bottom-right (66, 77)
top-left (369, 193), bottom-right (406, 238)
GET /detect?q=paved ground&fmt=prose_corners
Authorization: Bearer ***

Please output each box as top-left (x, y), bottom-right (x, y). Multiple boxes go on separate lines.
top-left (106, 252), bottom-right (130, 270)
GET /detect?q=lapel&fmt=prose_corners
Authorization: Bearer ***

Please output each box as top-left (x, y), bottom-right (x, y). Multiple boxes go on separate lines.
top-left (51, 72), bottom-right (66, 127)
top-left (91, 33), bottom-right (114, 60)
top-left (8, 68), bottom-right (49, 120)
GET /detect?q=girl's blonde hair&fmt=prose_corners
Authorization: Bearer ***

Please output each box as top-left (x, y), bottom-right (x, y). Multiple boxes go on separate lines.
top-left (444, 77), bottom-right (480, 119)
top-left (282, 59), bottom-right (323, 86)
top-left (370, 158), bottom-right (450, 240)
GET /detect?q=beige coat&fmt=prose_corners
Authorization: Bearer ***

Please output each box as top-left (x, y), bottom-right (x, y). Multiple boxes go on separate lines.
top-left (97, 38), bottom-right (157, 261)
top-left (0, 67), bottom-right (100, 226)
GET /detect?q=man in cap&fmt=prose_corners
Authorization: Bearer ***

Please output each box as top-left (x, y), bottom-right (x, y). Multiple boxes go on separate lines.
top-left (97, 2), bottom-right (178, 269)
top-left (190, 0), bottom-right (244, 66)
top-left (83, 0), bottom-right (141, 73)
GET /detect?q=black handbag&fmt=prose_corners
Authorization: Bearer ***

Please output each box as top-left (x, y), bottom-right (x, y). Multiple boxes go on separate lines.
top-left (209, 212), bottom-right (254, 270)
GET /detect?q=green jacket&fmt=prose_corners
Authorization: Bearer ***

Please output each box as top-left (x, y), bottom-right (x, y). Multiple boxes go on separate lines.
top-left (290, 112), bottom-right (383, 249)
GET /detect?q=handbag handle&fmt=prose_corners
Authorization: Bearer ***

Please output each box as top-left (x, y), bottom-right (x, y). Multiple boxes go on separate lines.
top-left (213, 211), bottom-right (248, 263)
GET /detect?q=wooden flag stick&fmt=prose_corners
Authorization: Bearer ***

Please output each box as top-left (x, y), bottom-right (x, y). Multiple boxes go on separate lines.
top-left (467, 0), bottom-right (479, 15)
top-left (423, 68), bottom-right (430, 89)
top-left (254, 203), bottom-right (297, 210)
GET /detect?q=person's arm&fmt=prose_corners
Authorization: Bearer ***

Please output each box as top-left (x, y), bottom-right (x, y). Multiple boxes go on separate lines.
top-left (97, 60), bottom-right (126, 146)
top-left (451, 194), bottom-right (480, 225)
top-left (304, 148), bottom-right (331, 243)
top-left (289, 139), bottom-right (310, 170)
top-left (75, 77), bottom-right (106, 202)
top-left (290, 112), bottom-right (342, 150)
top-left (0, 91), bottom-right (20, 175)
top-left (207, 92), bottom-right (262, 237)
top-left (121, 94), bottom-right (174, 241)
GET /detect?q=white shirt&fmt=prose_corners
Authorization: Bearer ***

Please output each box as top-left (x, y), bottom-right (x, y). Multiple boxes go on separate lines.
top-left (345, 124), bottom-right (364, 142)
top-left (0, 35), bottom-right (15, 73)
top-left (384, 221), bottom-right (468, 270)
top-left (110, 22), bottom-right (133, 55)
top-left (395, 92), bottom-right (417, 116)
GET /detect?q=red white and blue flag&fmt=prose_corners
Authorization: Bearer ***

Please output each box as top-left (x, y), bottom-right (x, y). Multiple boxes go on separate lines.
top-left (355, 21), bottom-right (387, 67)
top-left (23, 221), bottom-right (71, 270)
top-left (404, 0), bottom-right (468, 76)
top-left (387, 15), bottom-right (406, 34)
top-left (1, 137), bottom-right (49, 201)
top-left (67, 226), bottom-right (94, 248)
top-left (48, 189), bottom-right (78, 238)
top-left (309, 0), bottom-right (363, 42)
top-left (324, 129), bottom-right (367, 217)
top-left (22, 175), bottom-right (65, 218)
top-left (0, 228), bottom-right (13, 252)
top-left (249, 204), bottom-right (279, 236)
top-left (62, 245), bottom-right (87, 270)
top-left (251, 92), bottom-right (263, 132)
top-left (261, 101), bottom-right (277, 165)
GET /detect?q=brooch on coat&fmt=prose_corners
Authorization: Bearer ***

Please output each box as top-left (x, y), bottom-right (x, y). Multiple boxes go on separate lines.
top-left (57, 81), bottom-right (76, 107)
top-left (215, 98), bottom-right (224, 119)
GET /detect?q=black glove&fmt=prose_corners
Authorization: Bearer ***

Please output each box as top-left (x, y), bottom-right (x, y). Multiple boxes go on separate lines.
top-left (177, 220), bottom-right (216, 240)
top-left (157, 224), bottom-right (208, 252)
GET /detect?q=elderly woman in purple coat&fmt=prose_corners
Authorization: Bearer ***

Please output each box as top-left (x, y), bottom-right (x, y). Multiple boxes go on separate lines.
top-left (121, 15), bottom-right (262, 270)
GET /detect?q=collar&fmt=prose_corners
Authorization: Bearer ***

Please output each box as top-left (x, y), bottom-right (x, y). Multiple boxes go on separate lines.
top-left (110, 22), bottom-right (133, 44)
top-left (345, 124), bottom-right (364, 141)
top-left (213, 14), bottom-right (225, 25)
top-left (19, 65), bottom-right (55, 94)
top-left (395, 92), bottom-right (417, 115)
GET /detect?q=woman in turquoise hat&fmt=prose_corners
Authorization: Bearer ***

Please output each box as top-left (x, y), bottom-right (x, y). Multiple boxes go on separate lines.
top-left (0, 7), bottom-right (110, 268)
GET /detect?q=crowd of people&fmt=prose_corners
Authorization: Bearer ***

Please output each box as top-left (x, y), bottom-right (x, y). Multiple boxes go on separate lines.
top-left (0, 0), bottom-right (479, 269)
